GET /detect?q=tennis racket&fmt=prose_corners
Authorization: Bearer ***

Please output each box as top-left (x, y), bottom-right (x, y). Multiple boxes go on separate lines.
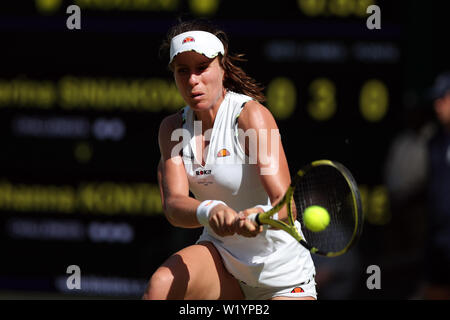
top-left (248, 160), bottom-right (363, 257)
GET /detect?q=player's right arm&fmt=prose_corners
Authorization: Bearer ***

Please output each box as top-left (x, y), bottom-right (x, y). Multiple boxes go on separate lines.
top-left (158, 113), bottom-right (202, 228)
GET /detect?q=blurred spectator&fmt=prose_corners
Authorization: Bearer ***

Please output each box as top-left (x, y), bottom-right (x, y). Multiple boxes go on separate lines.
top-left (383, 93), bottom-right (435, 299)
top-left (384, 110), bottom-right (434, 203)
top-left (384, 72), bottom-right (450, 299)
top-left (422, 72), bottom-right (450, 299)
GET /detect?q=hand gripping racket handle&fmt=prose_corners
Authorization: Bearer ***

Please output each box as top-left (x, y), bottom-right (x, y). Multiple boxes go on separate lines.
top-left (247, 213), bottom-right (261, 226)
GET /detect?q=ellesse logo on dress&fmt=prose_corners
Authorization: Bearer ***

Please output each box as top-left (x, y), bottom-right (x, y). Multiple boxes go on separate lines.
top-left (216, 148), bottom-right (230, 157)
top-left (290, 287), bottom-right (304, 293)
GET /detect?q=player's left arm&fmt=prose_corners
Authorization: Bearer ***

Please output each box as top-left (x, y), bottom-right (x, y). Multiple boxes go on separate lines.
top-left (237, 100), bottom-right (291, 223)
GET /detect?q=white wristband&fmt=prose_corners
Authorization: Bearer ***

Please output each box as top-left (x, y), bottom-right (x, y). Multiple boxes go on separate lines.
top-left (196, 200), bottom-right (226, 227)
top-left (255, 204), bottom-right (272, 212)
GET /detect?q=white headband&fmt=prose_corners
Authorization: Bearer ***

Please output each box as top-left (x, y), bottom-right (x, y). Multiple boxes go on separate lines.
top-left (169, 31), bottom-right (225, 64)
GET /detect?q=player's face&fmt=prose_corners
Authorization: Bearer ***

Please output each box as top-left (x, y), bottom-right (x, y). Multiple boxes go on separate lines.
top-left (434, 92), bottom-right (450, 129)
top-left (172, 51), bottom-right (225, 111)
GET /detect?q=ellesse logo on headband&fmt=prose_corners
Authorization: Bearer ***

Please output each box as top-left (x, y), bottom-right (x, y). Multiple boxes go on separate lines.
top-left (182, 36), bottom-right (195, 44)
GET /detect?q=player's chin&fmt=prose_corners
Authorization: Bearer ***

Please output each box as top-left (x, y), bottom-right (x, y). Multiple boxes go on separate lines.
top-left (189, 100), bottom-right (211, 111)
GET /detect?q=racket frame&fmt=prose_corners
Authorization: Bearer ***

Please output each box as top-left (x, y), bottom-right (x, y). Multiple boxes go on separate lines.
top-left (251, 160), bottom-right (363, 257)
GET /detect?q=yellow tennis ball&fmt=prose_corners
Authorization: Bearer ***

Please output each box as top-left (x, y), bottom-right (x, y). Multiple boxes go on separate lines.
top-left (303, 205), bottom-right (330, 232)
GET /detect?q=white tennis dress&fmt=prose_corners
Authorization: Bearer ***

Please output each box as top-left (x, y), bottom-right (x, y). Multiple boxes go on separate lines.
top-left (180, 91), bottom-right (316, 292)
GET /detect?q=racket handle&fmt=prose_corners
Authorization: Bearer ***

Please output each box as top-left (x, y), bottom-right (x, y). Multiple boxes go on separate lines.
top-left (247, 213), bottom-right (261, 226)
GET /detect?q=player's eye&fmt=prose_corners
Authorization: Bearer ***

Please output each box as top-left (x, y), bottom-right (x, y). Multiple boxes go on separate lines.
top-left (176, 67), bottom-right (189, 75)
top-left (197, 64), bottom-right (208, 72)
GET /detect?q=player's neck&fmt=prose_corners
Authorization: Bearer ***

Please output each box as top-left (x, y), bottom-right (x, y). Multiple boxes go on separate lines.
top-left (193, 90), bottom-right (226, 132)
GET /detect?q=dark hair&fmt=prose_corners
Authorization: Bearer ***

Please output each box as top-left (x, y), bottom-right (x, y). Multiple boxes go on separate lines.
top-left (160, 19), bottom-right (266, 103)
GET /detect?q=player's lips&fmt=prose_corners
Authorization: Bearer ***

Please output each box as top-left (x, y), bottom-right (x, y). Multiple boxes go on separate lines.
top-left (191, 92), bottom-right (204, 100)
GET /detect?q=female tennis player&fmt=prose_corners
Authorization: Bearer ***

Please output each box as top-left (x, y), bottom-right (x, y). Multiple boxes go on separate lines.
top-left (142, 20), bottom-right (317, 300)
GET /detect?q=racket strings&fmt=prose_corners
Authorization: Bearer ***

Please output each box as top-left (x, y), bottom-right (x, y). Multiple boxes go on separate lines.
top-left (292, 166), bottom-right (357, 254)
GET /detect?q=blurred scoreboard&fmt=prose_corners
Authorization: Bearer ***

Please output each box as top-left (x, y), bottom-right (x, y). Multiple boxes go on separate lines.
top-left (0, 0), bottom-right (404, 297)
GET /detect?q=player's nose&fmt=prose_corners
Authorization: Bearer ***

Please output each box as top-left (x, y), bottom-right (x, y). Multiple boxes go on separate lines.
top-left (188, 72), bottom-right (200, 87)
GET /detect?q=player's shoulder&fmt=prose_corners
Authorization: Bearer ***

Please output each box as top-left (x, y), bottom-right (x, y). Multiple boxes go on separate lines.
top-left (242, 99), bottom-right (268, 113)
top-left (158, 108), bottom-right (185, 142)
top-left (238, 99), bottom-right (277, 130)
top-left (158, 109), bottom-right (187, 157)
